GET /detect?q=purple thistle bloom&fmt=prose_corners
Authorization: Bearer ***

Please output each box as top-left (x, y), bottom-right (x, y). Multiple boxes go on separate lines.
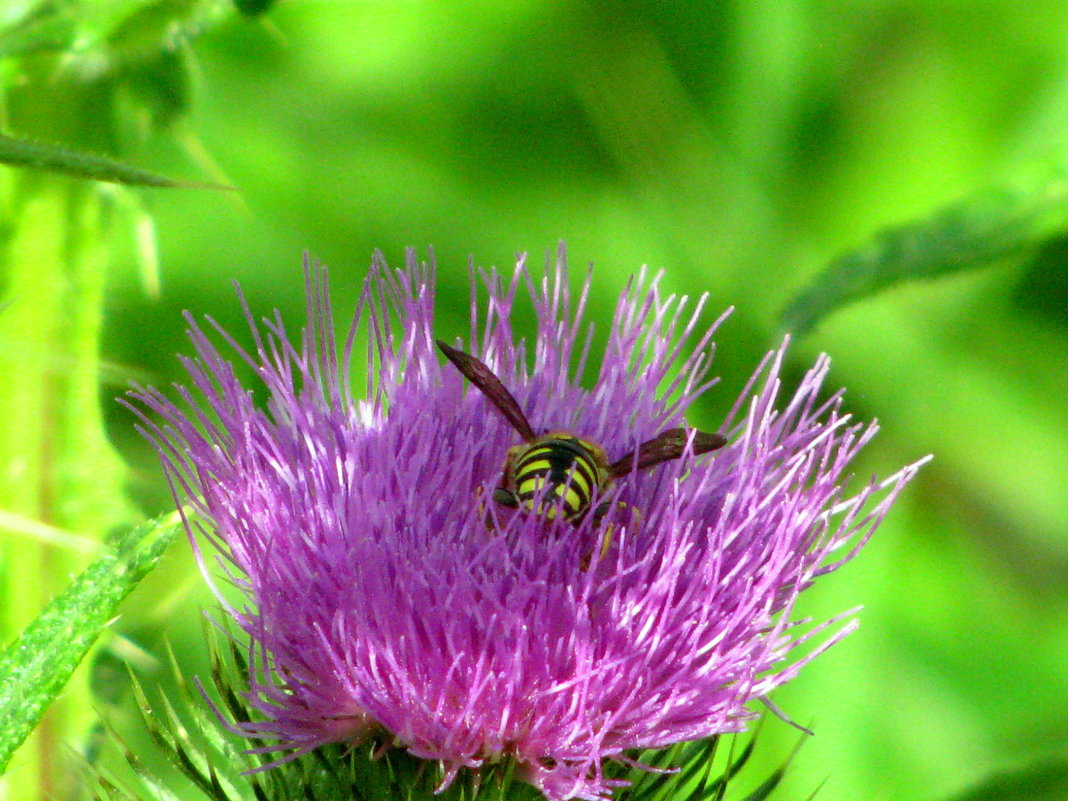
top-left (129, 247), bottom-right (925, 801)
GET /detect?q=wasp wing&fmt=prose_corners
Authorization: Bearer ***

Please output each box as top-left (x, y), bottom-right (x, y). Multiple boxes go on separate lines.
top-left (608, 427), bottom-right (727, 478)
top-left (437, 340), bottom-right (537, 441)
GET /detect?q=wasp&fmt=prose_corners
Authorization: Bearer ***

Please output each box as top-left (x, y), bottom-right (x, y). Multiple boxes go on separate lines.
top-left (437, 341), bottom-right (727, 535)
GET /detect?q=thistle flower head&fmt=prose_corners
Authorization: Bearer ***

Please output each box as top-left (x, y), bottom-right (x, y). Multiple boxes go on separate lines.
top-left (129, 247), bottom-right (924, 801)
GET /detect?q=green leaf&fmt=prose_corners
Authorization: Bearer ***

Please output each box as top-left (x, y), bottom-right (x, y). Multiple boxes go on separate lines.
top-left (781, 153), bottom-right (1068, 335)
top-left (231, 0), bottom-right (278, 17)
top-left (0, 132), bottom-right (232, 190)
top-left (940, 758), bottom-right (1068, 801)
top-left (0, 0), bottom-right (207, 63)
top-left (1014, 234), bottom-right (1068, 326)
top-left (0, 513), bottom-right (182, 775)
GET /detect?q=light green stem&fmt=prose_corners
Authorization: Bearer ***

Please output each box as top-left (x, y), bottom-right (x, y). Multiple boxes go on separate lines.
top-left (0, 177), bottom-right (133, 800)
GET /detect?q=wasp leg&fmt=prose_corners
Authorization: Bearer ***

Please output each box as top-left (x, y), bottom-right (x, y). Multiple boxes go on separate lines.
top-left (474, 485), bottom-right (489, 528)
top-left (475, 486), bottom-right (516, 530)
top-left (581, 502), bottom-right (642, 570)
top-left (493, 488), bottom-right (520, 508)
top-left (475, 487), bottom-right (519, 531)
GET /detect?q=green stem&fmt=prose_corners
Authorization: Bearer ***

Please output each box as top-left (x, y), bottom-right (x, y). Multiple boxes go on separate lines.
top-left (0, 176), bottom-right (133, 800)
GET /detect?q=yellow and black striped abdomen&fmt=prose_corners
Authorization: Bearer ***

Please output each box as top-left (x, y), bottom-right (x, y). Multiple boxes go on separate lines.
top-left (512, 435), bottom-right (603, 520)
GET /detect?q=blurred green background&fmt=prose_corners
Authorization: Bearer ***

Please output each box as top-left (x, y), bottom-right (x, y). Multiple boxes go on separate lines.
top-left (6, 0), bottom-right (1068, 799)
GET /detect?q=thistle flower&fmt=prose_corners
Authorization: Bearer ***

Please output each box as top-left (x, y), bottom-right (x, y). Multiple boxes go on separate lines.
top-left (129, 247), bottom-right (924, 801)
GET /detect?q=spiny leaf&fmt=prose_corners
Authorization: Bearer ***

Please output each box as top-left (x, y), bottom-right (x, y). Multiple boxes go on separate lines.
top-left (0, 512), bottom-right (182, 774)
top-left (0, 132), bottom-right (233, 190)
top-left (782, 152), bottom-right (1068, 335)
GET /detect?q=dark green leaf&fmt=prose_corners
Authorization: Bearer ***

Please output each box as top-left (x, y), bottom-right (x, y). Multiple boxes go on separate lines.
top-left (121, 48), bottom-right (195, 129)
top-left (232, 0), bottom-right (277, 17)
top-left (0, 132), bottom-right (232, 190)
top-left (1014, 234), bottom-right (1068, 326)
top-left (0, 0), bottom-right (203, 64)
top-left (0, 4), bottom-right (79, 60)
top-left (782, 154), bottom-right (1068, 335)
top-left (0, 513), bottom-right (182, 774)
top-left (940, 757), bottom-right (1068, 801)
